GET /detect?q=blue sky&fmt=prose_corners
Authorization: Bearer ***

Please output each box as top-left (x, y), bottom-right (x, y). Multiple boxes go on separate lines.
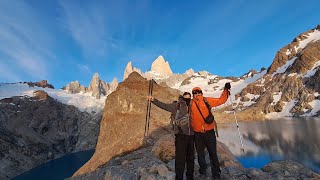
top-left (0, 0), bottom-right (319, 88)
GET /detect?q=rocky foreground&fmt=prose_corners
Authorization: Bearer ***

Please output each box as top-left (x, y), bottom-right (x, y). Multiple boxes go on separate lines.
top-left (70, 134), bottom-right (320, 180)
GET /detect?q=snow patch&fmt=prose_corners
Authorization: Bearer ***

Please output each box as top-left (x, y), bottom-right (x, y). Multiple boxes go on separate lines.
top-left (272, 92), bottom-right (282, 105)
top-left (288, 73), bottom-right (297, 77)
top-left (245, 93), bottom-right (259, 100)
top-left (295, 29), bottom-right (320, 52)
top-left (272, 57), bottom-right (297, 77)
top-left (304, 60), bottom-right (320, 77)
top-left (242, 101), bottom-right (256, 107)
top-left (241, 93), bottom-right (260, 107)
top-left (304, 100), bottom-right (320, 116)
top-left (179, 70), bottom-right (267, 109)
top-left (0, 83), bottom-right (106, 113)
top-left (286, 49), bottom-right (292, 55)
top-left (266, 99), bottom-right (297, 118)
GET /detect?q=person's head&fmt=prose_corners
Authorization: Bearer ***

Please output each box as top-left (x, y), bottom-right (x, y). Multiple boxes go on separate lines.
top-left (181, 92), bottom-right (191, 105)
top-left (192, 87), bottom-right (203, 97)
top-left (183, 92), bottom-right (191, 99)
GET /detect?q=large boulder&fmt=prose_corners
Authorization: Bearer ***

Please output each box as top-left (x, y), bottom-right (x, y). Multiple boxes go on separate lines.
top-left (73, 72), bottom-right (180, 176)
top-left (151, 134), bottom-right (175, 162)
top-left (262, 160), bottom-right (320, 179)
top-left (33, 90), bottom-right (49, 100)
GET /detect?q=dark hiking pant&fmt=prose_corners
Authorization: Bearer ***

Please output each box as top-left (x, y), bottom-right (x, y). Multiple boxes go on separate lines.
top-left (175, 134), bottom-right (195, 180)
top-left (194, 129), bottom-right (221, 178)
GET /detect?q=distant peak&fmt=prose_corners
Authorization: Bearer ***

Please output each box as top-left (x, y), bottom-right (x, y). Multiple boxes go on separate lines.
top-left (151, 55), bottom-right (173, 78)
top-left (185, 68), bottom-right (195, 76)
top-left (93, 72), bottom-right (100, 78)
top-left (123, 61), bottom-right (134, 81)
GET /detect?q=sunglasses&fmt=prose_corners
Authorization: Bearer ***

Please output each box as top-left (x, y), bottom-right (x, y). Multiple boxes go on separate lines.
top-left (192, 90), bottom-right (202, 94)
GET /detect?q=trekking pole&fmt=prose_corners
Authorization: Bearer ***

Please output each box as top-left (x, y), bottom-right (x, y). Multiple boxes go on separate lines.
top-left (229, 91), bottom-right (245, 153)
top-left (144, 79), bottom-right (154, 137)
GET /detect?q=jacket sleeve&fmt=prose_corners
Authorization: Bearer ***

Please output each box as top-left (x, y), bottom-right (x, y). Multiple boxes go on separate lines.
top-left (152, 99), bottom-right (176, 113)
top-left (206, 89), bottom-right (229, 107)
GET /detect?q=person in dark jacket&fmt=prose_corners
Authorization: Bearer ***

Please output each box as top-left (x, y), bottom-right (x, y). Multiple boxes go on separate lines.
top-left (148, 92), bottom-right (194, 180)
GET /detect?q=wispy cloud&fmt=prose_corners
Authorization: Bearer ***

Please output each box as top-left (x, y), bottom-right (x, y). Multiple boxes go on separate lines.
top-left (0, 1), bottom-right (55, 81)
top-left (59, 1), bottom-right (109, 58)
top-left (77, 64), bottom-right (91, 75)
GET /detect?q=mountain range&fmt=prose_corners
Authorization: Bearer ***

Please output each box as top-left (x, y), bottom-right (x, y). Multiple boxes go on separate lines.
top-left (0, 24), bottom-right (320, 179)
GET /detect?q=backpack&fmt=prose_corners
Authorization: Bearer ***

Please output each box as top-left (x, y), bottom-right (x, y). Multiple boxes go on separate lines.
top-left (169, 101), bottom-right (189, 129)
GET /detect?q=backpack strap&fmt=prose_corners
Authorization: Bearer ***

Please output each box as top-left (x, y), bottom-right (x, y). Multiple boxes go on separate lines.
top-left (174, 101), bottom-right (180, 120)
top-left (194, 101), bottom-right (206, 121)
top-left (203, 97), bottom-right (212, 110)
top-left (195, 97), bottom-right (219, 137)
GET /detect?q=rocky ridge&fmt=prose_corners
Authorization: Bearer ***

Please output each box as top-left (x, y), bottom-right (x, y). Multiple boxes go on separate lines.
top-left (122, 56), bottom-right (194, 88)
top-left (0, 92), bottom-right (101, 178)
top-left (230, 25), bottom-right (320, 119)
top-left (26, 80), bottom-right (54, 89)
top-left (186, 25), bottom-right (320, 121)
top-left (64, 73), bottom-right (118, 99)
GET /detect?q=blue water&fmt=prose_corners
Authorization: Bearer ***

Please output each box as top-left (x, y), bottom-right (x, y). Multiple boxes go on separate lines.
top-left (229, 118), bottom-right (320, 173)
top-left (13, 150), bottom-right (94, 180)
top-left (238, 153), bottom-right (283, 169)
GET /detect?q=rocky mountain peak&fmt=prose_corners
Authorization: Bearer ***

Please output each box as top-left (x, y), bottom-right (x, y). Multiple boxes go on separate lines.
top-left (88, 73), bottom-right (108, 99)
top-left (64, 81), bottom-right (86, 94)
top-left (109, 77), bottom-right (118, 92)
top-left (151, 55), bottom-right (173, 78)
top-left (123, 61), bottom-right (133, 81)
top-left (185, 68), bottom-right (195, 76)
top-left (267, 25), bottom-right (320, 75)
top-left (123, 61), bottom-right (144, 81)
top-left (88, 73), bottom-right (101, 89)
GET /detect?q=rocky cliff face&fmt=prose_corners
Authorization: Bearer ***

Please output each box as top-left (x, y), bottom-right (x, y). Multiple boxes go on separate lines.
top-left (123, 61), bottom-right (143, 81)
top-left (73, 72), bottom-right (180, 176)
top-left (109, 77), bottom-right (118, 92)
top-left (122, 56), bottom-right (193, 89)
top-left (64, 81), bottom-right (87, 94)
top-left (64, 73), bottom-right (118, 99)
top-left (88, 73), bottom-right (107, 99)
top-left (0, 93), bottom-right (101, 178)
top-left (228, 25), bottom-right (320, 120)
top-left (150, 55), bottom-right (173, 78)
top-left (27, 80), bottom-right (54, 89)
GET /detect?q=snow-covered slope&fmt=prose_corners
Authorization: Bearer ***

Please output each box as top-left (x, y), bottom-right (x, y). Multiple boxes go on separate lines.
top-left (179, 70), bottom-right (266, 103)
top-left (0, 83), bottom-right (106, 113)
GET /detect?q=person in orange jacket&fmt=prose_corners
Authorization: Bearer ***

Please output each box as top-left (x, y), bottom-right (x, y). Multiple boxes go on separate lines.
top-left (190, 82), bottom-right (231, 179)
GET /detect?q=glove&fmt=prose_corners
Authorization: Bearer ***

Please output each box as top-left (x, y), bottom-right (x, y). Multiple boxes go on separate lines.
top-left (224, 82), bottom-right (231, 90)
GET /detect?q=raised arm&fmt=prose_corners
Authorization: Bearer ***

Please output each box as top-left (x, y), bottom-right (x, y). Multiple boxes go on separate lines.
top-left (151, 98), bottom-right (177, 113)
top-left (206, 83), bottom-right (231, 107)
